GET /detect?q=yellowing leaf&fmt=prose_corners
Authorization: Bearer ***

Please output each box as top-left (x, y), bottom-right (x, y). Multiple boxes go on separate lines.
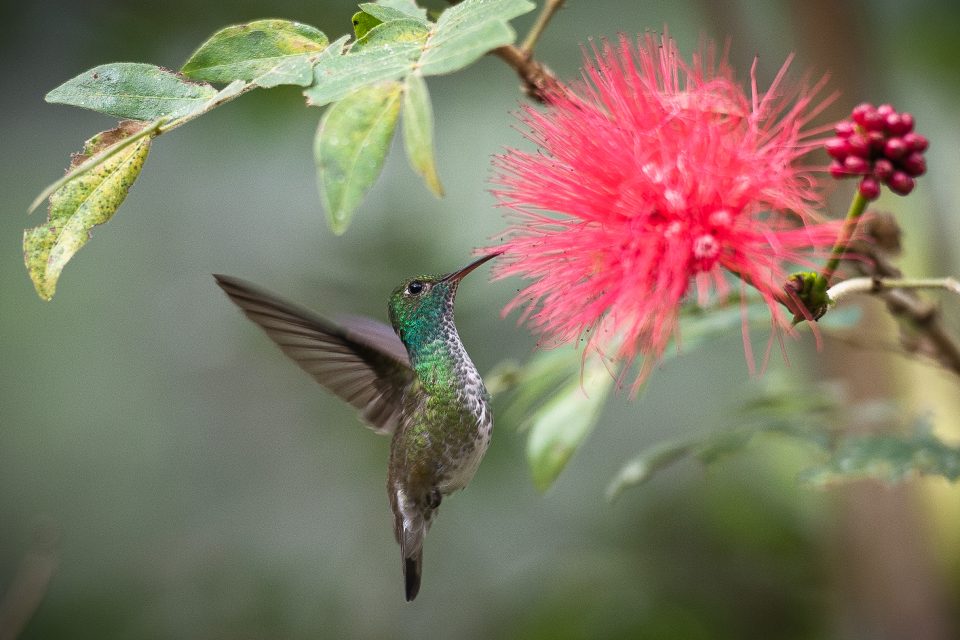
top-left (24, 122), bottom-right (152, 300)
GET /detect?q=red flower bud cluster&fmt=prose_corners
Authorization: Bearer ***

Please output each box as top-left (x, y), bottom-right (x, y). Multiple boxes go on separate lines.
top-left (826, 103), bottom-right (928, 199)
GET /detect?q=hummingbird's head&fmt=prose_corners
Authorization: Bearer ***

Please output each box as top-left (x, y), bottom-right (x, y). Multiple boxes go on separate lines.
top-left (388, 252), bottom-right (502, 347)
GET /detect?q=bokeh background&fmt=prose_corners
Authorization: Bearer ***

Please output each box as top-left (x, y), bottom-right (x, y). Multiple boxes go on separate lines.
top-left (2, 1), bottom-right (960, 638)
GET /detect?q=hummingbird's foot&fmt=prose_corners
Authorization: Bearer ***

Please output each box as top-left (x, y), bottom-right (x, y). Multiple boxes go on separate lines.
top-left (427, 488), bottom-right (442, 509)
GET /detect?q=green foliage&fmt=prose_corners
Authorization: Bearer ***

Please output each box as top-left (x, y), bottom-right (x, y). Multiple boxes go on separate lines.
top-left (304, 19), bottom-right (429, 106)
top-left (46, 63), bottom-right (218, 121)
top-left (607, 375), bottom-right (960, 500)
top-left (315, 82), bottom-right (404, 234)
top-left (351, 10), bottom-right (385, 40)
top-left (417, 0), bottom-right (533, 75)
top-left (181, 19), bottom-right (330, 86)
top-left (366, 0), bottom-right (429, 22)
top-left (401, 72), bottom-right (443, 197)
top-left (604, 440), bottom-right (698, 501)
top-left (801, 424), bottom-right (960, 485)
top-left (492, 300), bottom-right (781, 491)
top-left (27, 0), bottom-right (535, 299)
top-left (525, 355), bottom-right (615, 491)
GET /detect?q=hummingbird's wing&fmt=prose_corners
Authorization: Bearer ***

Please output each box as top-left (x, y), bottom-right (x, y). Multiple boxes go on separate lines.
top-left (214, 274), bottom-right (414, 435)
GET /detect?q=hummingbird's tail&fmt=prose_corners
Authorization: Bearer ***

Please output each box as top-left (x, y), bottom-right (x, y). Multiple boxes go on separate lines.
top-left (391, 484), bottom-right (435, 601)
top-left (403, 550), bottom-right (423, 601)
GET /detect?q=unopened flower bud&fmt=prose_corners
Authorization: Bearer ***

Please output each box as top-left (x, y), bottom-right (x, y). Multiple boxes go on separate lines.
top-left (887, 172), bottom-right (915, 195)
top-left (859, 176), bottom-right (881, 199)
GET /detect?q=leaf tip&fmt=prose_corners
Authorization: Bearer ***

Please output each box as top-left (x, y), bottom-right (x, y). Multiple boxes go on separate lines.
top-left (23, 228), bottom-right (56, 300)
top-left (425, 173), bottom-right (444, 198)
top-left (327, 207), bottom-right (352, 235)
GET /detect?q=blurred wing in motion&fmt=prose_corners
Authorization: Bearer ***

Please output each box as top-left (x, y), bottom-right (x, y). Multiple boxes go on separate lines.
top-left (214, 274), bottom-right (413, 435)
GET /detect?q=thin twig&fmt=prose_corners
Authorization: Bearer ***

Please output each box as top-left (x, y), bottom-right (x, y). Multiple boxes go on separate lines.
top-left (28, 80), bottom-right (255, 215)
top-left (840, 222), bottom-right (960, 377)
top-left (448, 0), bottom-right (565, 103)
top-left (828, 276), bottom-right (960, 303)
top-left (491, 45), bottom-right (564, 102)
top-left (27, 120), bottom-right (164, 214)
top-left (521, 0), bottom-right (566, 54)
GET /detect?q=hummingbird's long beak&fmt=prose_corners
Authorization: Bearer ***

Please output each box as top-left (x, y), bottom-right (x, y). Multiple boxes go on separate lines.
top-left (440, 251), bottom-right (504, 284)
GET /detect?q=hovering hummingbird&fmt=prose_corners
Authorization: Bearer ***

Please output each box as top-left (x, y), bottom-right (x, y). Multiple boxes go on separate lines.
top-left (213, 252), bottom-right (500, 601)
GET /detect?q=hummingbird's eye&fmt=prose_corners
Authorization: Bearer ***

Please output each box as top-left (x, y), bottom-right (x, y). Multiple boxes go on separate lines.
top-left (406, 280), bottom-right (426, 295)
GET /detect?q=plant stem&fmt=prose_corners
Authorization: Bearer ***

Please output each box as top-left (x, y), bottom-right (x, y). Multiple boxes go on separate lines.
top-left (26, 120), bottom-right (165, 214)
top-left (444, 0), bottom-right (566, 103)
top-left (521, 0), bottom-right (566, 54)
top-left (491, 45), bottom-right (564, 102)
top-left (828, 276), bottom-right (960, 304)
top-left (27, 80), bottom-right (255, 215)
top-left (840, 219), bottom-right (960, 378)
top-left (821, 190), bottom-right (870, 284)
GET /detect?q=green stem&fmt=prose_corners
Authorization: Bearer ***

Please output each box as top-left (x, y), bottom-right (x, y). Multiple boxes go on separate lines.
top-left (821, 190), bottom-right (870, 284)
top-left (26, 120), bottom-right (165, 214)
top-left (28, 80), bottom-right (254, 215)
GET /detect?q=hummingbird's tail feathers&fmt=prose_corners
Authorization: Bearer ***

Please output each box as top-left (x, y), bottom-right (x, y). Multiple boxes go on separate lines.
top-left (404, 550), bottom-right (423, 601)
top-left (393, 490), bottom-right (427, 602)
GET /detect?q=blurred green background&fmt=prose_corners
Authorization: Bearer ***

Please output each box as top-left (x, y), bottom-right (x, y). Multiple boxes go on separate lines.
top-left (3, 1), bottom-right (960, 638)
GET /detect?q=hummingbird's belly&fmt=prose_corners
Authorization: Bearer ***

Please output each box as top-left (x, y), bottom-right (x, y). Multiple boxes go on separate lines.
top-left (437, 413), bottom-right (493, 494)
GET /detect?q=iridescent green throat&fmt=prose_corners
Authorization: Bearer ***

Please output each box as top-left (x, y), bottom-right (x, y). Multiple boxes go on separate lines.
top-left (389, 281), bottom-right (463, 392)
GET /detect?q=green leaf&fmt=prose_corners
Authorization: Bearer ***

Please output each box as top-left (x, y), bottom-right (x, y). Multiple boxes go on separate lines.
top-left (606, 371), bottom-right (841, 497)
top-left (418, 0), bottom-right (535, 76)
top-left (401, 73), bottom-right (443, 196)
top-left (181, 19), bottom-right (329, 86)
top-left (360, 3), bottom-right (427, 25)
top-left (603, 418), bottom-right (820, 501)
top-left (606, 440), bottom-right (695, 501)
top-left (304, 19), bottom-right (430, 107)
top-left (301, 0), bottom-right (532, 222)
top-left (500, 300), bottom-right (776, 491)
top-left (353, 3), bottom-right (430, 39)
top-left (351, 11), bottom-right (383, 41)
top-left (314, 82), bottom-right (403, 234)
top-left (46, 63), bottom-right (217, 121)
top-left (495, 348), bottom-right (581, 431)
top-left (526, 356), bottom-right (614, 492)
top-left (371, 0), bottom-right (429, 22)
top-left (305, 0), bottom-right (534, 106)
top-left (605, 374), bottom-right (960, 499)
top-left (252, 37), bottom-right (348, 89)
top-left (32, 78), bottom-right (248, 217)
top-left (801, 422), bottom-right (960, 486)
top-left (24, 121), bottom-right (153, 300)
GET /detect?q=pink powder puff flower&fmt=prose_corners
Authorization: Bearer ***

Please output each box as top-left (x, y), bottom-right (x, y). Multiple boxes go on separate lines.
top-left (490, 32), bottom-right (843, 386)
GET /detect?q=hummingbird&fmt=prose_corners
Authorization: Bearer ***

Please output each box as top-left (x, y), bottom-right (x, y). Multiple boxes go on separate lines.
top-left (213, 252), bottom-right (500, 601)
